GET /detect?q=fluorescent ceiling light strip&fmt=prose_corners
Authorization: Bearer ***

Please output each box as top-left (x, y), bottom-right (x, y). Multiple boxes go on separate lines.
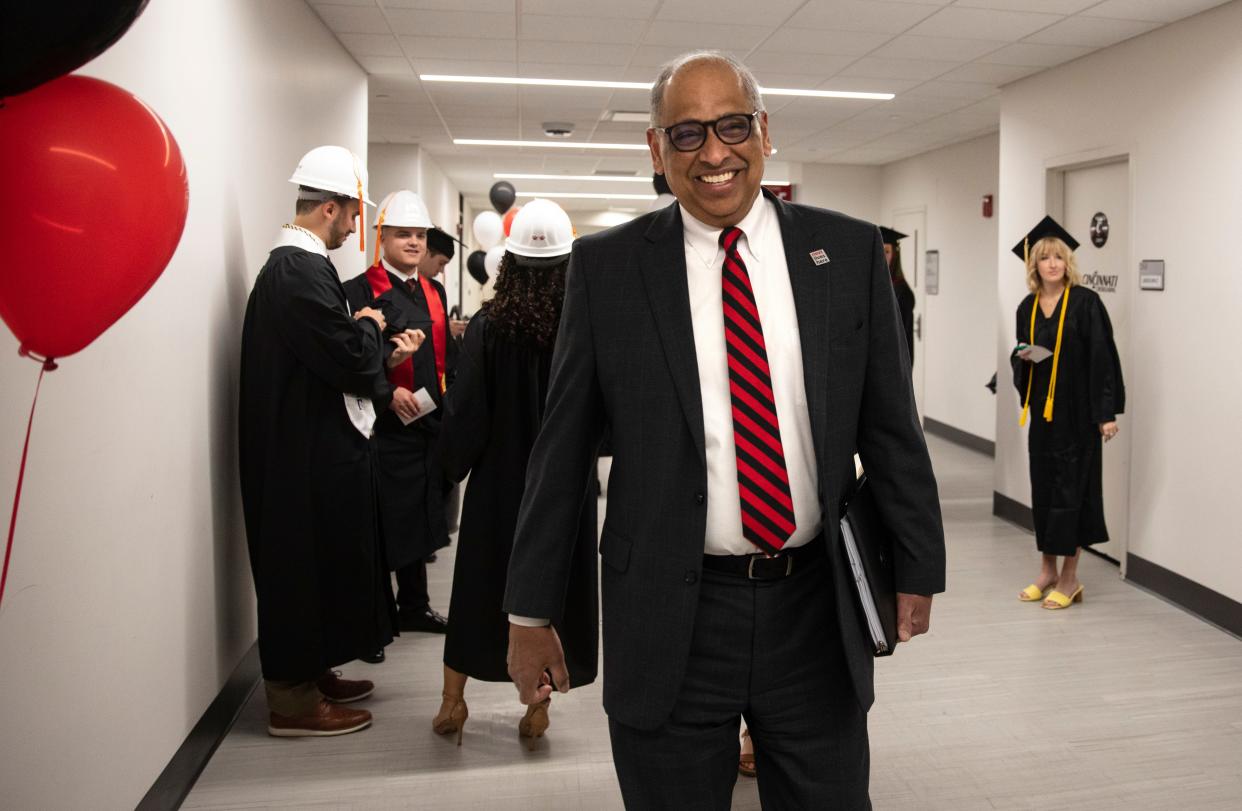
top-left (456, 138), bottom-right (648, 150)
top-left (422, 74), bottom-right (892, 101)
top-left (517, 192), bottom-right (656, 200)
top-left (496, 172), bottom-right (789, 185)
top-left (423, 74), bottom-right (650, 90)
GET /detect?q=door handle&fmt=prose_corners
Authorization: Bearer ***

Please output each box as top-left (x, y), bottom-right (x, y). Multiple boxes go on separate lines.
top-left (915, 313), bottom-right (922, 340)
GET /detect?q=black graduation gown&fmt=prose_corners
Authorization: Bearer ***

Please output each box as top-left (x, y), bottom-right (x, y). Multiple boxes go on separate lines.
top-left (342, 269), bottom-right (458, 570)
top-left (1011, 286), bottom-right (1125, 555)
top-left (239, 246), bottom-right (395, 681)
top-left (894, 277), bottom-right (915, 364)
top-left (438, 312), bottom-right (599, 684)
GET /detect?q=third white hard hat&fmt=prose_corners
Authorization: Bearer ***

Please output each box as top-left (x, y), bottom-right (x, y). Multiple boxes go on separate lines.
top-left (505, 198), bottom-right (574, 260)
top-left (288, 145), bottom-right (374, 206)
top-left (373, 190), bottom-right (433, 229)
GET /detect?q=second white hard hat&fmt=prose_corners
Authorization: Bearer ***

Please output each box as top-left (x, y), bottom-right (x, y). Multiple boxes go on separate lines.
top-left (373, 190), bottom-right (433, 229)
top-left (288, 145), bottom-right (374, 206)
top-left (505, 198), bottom-right (574, 260)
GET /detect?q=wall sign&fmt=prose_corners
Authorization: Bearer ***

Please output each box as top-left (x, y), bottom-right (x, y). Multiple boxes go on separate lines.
top-left (924, 250), bottom-right (939, 295)
top-left (763, 183), bottom-right (793, 201)
top-left (1139, 259), bottom-right (1165, 291)
top-left (1090, 211), bottom-right (1110, 248)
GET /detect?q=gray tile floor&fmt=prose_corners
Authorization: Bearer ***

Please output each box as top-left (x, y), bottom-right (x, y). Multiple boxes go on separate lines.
top-left (185, 436), bottom-right (1242, 809)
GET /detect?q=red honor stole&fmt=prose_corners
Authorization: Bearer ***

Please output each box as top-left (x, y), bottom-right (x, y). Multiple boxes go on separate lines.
top-left (364, 263), bottom-right (415, 394)
top-left (419, 274), bottom-right (447, 393)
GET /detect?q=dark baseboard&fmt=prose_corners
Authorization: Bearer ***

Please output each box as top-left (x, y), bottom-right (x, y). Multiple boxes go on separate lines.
top-left (924, 417), bottom-right (995, 457)
top-left (992, 491), bottom-right (1034, 532)
top-left (1126, 554), bottom-right (1242, 639)
top-left (137, 642), bottom-right (260, 811)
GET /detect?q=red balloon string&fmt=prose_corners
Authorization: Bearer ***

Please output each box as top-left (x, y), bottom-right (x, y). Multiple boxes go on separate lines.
top-left (1, 351), bottom-right (55, 611)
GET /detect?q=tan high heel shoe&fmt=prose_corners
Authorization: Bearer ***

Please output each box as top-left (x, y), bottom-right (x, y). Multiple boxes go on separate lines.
top-left (518, 698), bottom-right (551, 749)
top-left (432, 692), bottom-right (469, 745)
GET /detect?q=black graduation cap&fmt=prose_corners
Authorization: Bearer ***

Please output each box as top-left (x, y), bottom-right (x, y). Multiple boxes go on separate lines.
top-left (426, 227), bottom-right (463, 259)
top-left (1010, 215), bottom-right (1079, 261)
top-left (879, 227), bottom-right (907, 246)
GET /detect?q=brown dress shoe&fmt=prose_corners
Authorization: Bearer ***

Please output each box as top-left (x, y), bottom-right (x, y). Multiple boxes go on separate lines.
top-left (316, 670), bottom-right (374, 703)
top-left (268, 700), bottom-right (372, 737)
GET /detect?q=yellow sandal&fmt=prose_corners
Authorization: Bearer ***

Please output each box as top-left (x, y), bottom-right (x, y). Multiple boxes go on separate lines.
top-left (1018, 583), bottom-right (1052, 602)
top-left (1042, 586), bottom-right (1084, 610)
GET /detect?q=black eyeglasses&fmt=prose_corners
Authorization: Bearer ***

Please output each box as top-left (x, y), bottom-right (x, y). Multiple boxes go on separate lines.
top-left (654, 111), bottom-right (760, 152)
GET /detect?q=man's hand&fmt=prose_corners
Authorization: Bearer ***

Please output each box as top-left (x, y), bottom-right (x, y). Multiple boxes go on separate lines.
top-left (507, 624), bottom-right (570, 704)
top-left (354, 306), bottom-right (386, 332)
top-left (449, 319), bottom-right (468, 339)
top-left (387, 328), bottom-right (425, 367)
top-left (896, 593), bottom-right (933, 642)
top-left (388, 386), bottom-right (420, 422)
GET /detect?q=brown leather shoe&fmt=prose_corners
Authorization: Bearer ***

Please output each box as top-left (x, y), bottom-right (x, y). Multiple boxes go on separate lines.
top-left (268, 700), bottom-right (372, 737)
top-left (316, 670), bottom-right (374, 703)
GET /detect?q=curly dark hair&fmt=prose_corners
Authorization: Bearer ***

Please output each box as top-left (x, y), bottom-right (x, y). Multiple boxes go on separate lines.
top-left (483, 252), bottom-right (569, 350)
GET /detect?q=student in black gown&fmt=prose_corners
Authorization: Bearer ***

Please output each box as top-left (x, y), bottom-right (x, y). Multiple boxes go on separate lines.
top-left (342, 191), bottom-right (453, 666)
top-left (239, 146), bottom-right (420, 737)
top-left (881, 226), bottom-right (916, 365)
top-left (1010, 216), bottom-right (1124, 610)
top-left (433, 199), bottom-right (599, 745)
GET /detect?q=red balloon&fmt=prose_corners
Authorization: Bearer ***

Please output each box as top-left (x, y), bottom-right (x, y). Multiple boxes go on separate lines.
top-left (502, 205), bottom-right (521, 237)
top-left (0, 75), bottom-right (188, 359)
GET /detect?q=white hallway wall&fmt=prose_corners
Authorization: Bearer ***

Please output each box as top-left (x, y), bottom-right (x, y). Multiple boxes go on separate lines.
top-left (993, 0), bottom-right (1242, 603)
top-left (796, 143), bottom-right (1000, 445)
top-left (0, 1), bottom-right (367, 807)
top-left (881, 133), bottom-right (1001, 443)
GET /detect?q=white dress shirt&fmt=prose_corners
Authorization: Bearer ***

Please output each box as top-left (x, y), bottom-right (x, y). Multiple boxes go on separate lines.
top-left (509, 195), bottom-right (823, 627)
top-left (681, 196), bottom-right (822, 555)
top-left (381, 256), bottom-right (416, 286)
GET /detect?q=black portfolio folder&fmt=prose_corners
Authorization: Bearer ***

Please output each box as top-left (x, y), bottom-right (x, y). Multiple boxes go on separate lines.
top-left (839, 475), bottom-right (899, 656)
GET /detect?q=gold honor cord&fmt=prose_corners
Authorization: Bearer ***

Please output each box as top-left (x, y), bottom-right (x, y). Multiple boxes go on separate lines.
top-left (1019, 285), bottom-right (1070, 426)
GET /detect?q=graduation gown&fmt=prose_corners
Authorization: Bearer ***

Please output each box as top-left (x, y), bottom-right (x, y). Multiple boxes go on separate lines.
top-left (239, 242), bottom-right (395, 682)
top-left (342, 266), bottom-right (458, 570)
top-left (1012, 285), bottom-right (1125, 555)
top-left (438, 312), bottom-right (599, 684)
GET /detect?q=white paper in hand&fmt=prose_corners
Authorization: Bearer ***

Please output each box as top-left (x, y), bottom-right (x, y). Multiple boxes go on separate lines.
top-left (1024, 345), bottom-right (1053, 363)
top-left (398, 387), bottom-right (438, 425)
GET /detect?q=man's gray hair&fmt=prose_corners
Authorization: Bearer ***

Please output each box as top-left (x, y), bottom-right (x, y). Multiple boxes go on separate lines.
top-left (649, 51), bottom-right (764, 127)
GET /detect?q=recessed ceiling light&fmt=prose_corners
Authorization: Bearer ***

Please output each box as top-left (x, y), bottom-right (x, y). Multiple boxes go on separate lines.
top-left (606, 111), bottom-right (651, 123)
top-left (455, 138), bottom-right (648, 151)
top-left (422, 74), bottom-right (893, 101)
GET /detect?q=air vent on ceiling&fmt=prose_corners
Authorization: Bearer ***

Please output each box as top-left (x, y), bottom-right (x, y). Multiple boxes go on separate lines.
top-left (593, 170), bottom-right (640, 177)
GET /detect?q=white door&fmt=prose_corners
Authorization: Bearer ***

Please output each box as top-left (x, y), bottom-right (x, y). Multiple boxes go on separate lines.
top-left (1062, 160), bottom-right (1130, 567)
top-left (892, 208), bottom-right (927, 415)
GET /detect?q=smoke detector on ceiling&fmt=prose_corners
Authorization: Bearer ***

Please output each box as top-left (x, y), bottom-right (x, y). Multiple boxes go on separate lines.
top-left (542, 121), bottom-right (575, 138)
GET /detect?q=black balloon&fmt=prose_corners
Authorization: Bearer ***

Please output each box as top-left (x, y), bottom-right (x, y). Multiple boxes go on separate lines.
top-left (488, 181), bottom-right (516, 214)
top-left (1, 0), bottom-right (150, 98)
top-left (466, 250), bottom-right (489, 285)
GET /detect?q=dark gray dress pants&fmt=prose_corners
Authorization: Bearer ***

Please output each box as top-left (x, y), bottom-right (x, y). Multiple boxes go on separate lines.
top-left (608, 555), bottom-right (870, 810)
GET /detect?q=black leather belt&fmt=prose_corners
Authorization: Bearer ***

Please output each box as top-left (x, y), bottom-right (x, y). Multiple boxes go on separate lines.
top-left (701, 534), bottom-right (826, 581)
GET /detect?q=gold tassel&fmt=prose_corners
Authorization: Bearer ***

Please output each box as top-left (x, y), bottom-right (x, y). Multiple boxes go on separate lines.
top-left (372, 207), bottom-right (387, 267)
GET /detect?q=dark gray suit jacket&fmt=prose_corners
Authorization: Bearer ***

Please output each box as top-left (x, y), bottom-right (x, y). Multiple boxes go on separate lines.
top-left (504, 191), bottom-right (945, 731)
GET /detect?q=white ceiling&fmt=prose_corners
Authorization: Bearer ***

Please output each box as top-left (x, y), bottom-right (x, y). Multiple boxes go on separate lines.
top-left (308, 0), bottom-right (1229, 211)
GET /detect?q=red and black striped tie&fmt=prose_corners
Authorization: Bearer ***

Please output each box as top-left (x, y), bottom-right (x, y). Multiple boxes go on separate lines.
top-left (720, 226), bottom-right (796, 555)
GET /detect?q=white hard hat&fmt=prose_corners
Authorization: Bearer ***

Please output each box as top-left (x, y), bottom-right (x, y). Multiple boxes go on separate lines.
top-left (288, 145), bottom-right (374, 206)
top-left (505, 198), bottom-right (574, 260)
top-left (373, 190), bottom-right (433, 229)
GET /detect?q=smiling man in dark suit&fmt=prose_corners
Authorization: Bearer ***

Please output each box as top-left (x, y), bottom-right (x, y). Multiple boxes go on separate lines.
top-left (503, 51), bottom-right (945, 809)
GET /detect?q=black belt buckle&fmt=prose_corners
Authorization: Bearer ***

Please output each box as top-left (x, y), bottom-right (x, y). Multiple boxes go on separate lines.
top-left (747, 553), bottom-right (793, 580)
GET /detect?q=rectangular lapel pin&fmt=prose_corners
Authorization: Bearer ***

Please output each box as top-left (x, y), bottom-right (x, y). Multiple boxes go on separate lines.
top-left (810, 248), bottom-right (830, 266)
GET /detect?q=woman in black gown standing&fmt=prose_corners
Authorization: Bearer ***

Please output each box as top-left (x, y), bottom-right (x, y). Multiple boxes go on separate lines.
top-left (1011, 216), bottom-right (1125, 610)
top-left (432, 199), bottom-right (598, 744)
top-left (881, 227), bottom-right (916, 365)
